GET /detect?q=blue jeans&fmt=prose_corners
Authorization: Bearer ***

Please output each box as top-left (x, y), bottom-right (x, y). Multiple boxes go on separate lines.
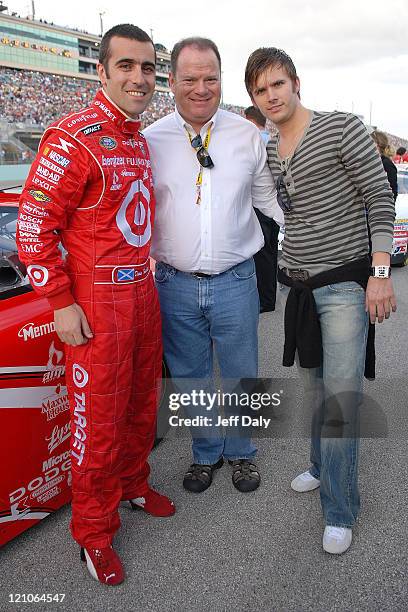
top-left (296, 281), bottom-right (369, 528)
top-left (155, 258), bottom-right (259, 464)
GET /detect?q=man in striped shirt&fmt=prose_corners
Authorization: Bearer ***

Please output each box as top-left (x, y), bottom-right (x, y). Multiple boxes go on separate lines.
top-left (245, 47), bottom-right (396, 554)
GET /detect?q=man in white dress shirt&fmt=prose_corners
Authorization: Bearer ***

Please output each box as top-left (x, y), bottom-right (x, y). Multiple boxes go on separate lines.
top-left (144, 37), bottom-right (282, 494)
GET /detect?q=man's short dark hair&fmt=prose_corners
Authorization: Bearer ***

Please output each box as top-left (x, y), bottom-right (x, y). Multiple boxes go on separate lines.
top-left (244, 106), bottom-right (266, 128)
top-left (245, 47), bottom-right (298, 96)
top-left (171, 37), bottom-right (221, 75)
top-left (99, 24), bottom-right (155, 75)
top-left (396, 146), bottom-right (407, 156)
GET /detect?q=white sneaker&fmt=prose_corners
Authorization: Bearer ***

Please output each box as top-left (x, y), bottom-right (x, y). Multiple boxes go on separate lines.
top-left (291, 471), bottom-right (320, 492)
top-left (323, 526), bottom-right (352, 554)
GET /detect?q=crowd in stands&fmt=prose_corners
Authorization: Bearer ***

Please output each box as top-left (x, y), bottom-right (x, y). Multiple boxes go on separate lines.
top-left (0, 68), bottom-right (246, 132)
top-left (0, 69), bottom-right (99, 126)
top-left (0, 68), bottom-right (407, 151)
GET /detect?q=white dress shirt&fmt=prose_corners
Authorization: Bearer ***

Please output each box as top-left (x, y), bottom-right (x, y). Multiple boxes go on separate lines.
top-left (144, 107), bottom-right (282, 274)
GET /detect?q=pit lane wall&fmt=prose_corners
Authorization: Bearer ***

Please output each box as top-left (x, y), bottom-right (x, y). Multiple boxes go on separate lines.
top-left (0, 289), bottom-right (71, 547)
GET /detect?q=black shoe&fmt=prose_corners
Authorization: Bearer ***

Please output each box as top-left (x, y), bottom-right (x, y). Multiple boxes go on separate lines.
top-left (183, 458), bottom-right (224, 493)
top-left (228, 460), bottom-right (261, 492)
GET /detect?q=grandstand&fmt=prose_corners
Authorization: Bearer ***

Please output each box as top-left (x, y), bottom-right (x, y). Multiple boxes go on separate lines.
top-left (0, 65), bottom-right (245, 167)
top-left (0, 11), bottom-right (406, 174)
top-left (0, 10), bottom-right (174, 174)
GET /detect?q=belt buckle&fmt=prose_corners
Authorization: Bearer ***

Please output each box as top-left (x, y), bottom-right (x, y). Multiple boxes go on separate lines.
top-left (289, 268), bottom-right (309, 281)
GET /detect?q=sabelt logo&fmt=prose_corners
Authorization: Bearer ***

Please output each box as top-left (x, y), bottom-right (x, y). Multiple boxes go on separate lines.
top-left (18, 321), bottom-right (55, 342)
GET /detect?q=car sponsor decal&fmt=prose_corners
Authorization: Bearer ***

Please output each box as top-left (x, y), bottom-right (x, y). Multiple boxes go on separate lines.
top-left (49, 137), bottom-right (76, 154)
top-left (101, 155), bottom-right (150, 168)
top-left (28, 190), bottom-right (51, 203)
top-left (73, 363), bottom-right (88, 388)
top-left (32, 176), bottom-right (55, 191)
top-left (38, 156), bottom-right (65, 175)
top-left (18, 321), bottom-right (55, 341)
top-left (80, 123), bottom-right (102, 136)
top-left (94, 99), bottom-right (117, 121)
top-left (71, 363), bottom-right (88, 466)
top-left (100, 136), bottom-right (117, 150)
top-left (27, 264), bottom-right (49, 287)
top-left (110, 170), bottom-right (122, 191)
top-left (43, 148), bottom-right (70, 168)
top-left (41, 384), bottom-right (69, 421)
top-left (66, 112), bottom-right (98, 128)
top-left (46, 422), bottom-right (71, 454)
top-left (116, 180), bottom-right (151, 247)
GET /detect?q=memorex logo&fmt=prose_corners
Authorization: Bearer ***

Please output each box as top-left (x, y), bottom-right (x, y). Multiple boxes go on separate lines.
top-left (18, 321), bottom-right (55, 342)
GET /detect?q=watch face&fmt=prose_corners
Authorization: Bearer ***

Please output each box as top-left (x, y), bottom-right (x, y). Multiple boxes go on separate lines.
top-left (371, 266), bottom-right (391, 278)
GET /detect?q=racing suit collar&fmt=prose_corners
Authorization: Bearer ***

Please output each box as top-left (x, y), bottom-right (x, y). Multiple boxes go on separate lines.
top-left (94, 89), bottom-right (142, 135)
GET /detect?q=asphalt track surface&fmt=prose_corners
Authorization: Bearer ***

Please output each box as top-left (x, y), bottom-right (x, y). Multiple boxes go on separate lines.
top-left (1, 267), bottom-right (407, 612)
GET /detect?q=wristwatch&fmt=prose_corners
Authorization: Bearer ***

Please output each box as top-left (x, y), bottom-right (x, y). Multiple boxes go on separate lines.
top-left (370, 265), bottom-right (391, 278)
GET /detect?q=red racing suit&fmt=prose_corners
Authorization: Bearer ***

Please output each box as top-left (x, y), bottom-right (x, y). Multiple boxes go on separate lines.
top-left (16, 89), bottom-right (162, 548)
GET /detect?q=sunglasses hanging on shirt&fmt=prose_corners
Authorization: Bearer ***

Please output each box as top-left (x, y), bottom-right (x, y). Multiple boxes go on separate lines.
top-left (190, 134), bottom-right (214, 169)
top-left (186, 126), bottom-right (214, 205)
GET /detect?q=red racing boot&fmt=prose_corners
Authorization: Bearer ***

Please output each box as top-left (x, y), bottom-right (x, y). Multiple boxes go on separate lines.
top-left (128, 488), bottom-right (176, 517)
top-left (80, 546), bottom-right (125, 585)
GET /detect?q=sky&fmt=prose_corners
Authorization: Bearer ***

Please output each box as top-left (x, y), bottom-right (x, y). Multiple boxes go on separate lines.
top-left (10, 0), bottom-right (408, 139)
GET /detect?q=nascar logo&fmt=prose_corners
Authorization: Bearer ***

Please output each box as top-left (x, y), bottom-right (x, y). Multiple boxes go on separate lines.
top-left (100, 136), bottom-right (117, 150)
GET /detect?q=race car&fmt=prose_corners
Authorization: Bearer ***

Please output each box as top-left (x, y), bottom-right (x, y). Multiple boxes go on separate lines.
top-left (392, 164), bottom-right (408, 266)
top-left (0, 192), bottom-right (71, 547)
top-left (0, 193), bottom-right (170, 547)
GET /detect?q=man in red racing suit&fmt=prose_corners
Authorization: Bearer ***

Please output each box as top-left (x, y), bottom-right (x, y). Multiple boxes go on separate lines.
top-left (16, 25), bottom-right (174, 586)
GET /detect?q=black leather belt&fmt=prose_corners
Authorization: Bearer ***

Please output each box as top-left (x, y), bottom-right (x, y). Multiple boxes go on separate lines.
top-left (189, 272), bottom-right (213, 278)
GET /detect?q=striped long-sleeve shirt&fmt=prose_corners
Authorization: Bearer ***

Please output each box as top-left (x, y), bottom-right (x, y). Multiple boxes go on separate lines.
top-left (267, 111), bottom-right (395, 275)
